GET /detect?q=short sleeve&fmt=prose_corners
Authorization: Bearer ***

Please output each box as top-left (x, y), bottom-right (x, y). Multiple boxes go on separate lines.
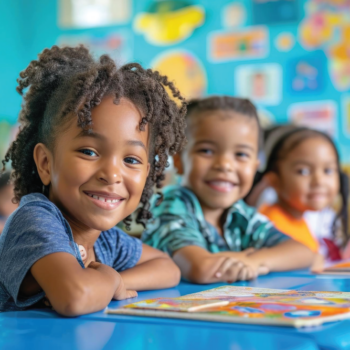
top-left (110, 228), bottom-right (142, 271)
top-left (142, 214), bottom-right (208, 256)
top-left (0, 201), bottom-right (76, 308)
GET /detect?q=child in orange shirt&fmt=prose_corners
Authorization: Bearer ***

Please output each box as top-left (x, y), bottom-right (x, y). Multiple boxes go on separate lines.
top-left (256, 126), bottom-right (348, 262)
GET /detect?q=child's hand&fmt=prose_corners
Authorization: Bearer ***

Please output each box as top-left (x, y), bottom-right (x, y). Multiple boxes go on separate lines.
top-left (214, 257), bottom-right (247, 283)
top-left (112, 276), bottom-right (138, 301)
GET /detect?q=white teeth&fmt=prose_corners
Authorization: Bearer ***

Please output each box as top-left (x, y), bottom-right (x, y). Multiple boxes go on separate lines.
top-left (211, 181), bottom-right (233, 187)
top-left (88, 193), bottom-right (121, 204)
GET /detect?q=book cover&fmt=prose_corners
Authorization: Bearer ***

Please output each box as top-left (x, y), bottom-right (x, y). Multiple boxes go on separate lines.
top-left (106, 286), bottom-right (350, 328)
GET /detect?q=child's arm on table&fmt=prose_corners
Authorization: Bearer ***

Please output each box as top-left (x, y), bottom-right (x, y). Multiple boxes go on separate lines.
top-left (172, 245), bottom-right (257, 284)
top-left (119, 244), bottom-right (181, 290)
top-left (30, 252), bottom-right (132, 317)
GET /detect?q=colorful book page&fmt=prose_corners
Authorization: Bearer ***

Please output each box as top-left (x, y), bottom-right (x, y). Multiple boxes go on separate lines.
top-left (122, 299), bottom-right (229, 312)
top-left (107, 286), bottom-right (350, 328)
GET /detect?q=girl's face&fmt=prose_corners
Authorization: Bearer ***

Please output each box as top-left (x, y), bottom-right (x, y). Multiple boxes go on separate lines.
top-left (36, 97), bottom-right (150, 233)
top-left (179, 112), bottom-right (260, 214)
top-left (274, 136), bottom-right (339, 212)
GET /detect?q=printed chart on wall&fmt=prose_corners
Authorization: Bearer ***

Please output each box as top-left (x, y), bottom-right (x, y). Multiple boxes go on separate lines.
top-left (208, 26), bottom-right (268, 63)
top-left (234, 63), bottom-right (282, 105)
top-left (152, 50), bottom-right (207, 100)
top-left (107, 286), bottom-right (350, 328)
top-left (58, 0), bottom-right (132, 28)
top-left (57, 31), bottom-right (132, 65)
top-left (288, 100), bottom-right (337, 136)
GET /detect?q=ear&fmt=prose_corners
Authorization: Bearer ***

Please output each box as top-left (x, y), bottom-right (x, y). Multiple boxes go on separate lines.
top-left (264, 171), bottom-right (280, 191)
top-left (33, 143), bottom-right (53, 186)
top-left (173, 153), bottom-right (184, 175)
top-left (147, 162), bottom-right (150, 177)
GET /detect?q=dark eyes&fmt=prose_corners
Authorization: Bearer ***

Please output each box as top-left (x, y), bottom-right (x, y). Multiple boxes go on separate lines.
top-left (297, 168), bottom-right (310, 176)
top-left (198, 149), bottom-right (213, 155)
top-left (79, 149), bottom-right (97, 157)
top-left (124, 157), bottom-right (141, 165)
top-left (236, 152), bottom-right (249, 159)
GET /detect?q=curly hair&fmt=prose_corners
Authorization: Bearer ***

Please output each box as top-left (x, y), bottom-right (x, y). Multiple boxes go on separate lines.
top-left (185, 95), bottom-right (262, 149)
top-left (2, 45), bottom-right (187, 228)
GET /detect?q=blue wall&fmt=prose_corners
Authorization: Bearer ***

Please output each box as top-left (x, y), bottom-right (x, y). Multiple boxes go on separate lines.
top-left (1, 0), bottom-right (350, 161)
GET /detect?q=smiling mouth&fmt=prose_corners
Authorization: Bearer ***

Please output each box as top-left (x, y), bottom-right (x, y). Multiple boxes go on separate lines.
top-left (86, 193), bottom-right (121, 204)
top-left (83, 191), bottom-right (125, 209)
top-left (205, 180), bottom-right (238, 193)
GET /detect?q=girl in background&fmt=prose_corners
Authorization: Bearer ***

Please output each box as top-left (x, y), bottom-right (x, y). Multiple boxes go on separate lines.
top-left (255, 126), bottom-right (348, 263)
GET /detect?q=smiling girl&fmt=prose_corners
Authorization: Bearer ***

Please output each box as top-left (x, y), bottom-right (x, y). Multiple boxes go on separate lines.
top-left (0, 46), bottom-right (186, 315)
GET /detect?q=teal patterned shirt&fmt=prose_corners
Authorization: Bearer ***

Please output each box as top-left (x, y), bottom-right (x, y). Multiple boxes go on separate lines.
top-left (142, 185), bottom-right (289, 255)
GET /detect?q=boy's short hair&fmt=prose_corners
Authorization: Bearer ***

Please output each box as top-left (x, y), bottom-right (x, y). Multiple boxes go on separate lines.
top-left (186, 96), bottom-right (262, 149)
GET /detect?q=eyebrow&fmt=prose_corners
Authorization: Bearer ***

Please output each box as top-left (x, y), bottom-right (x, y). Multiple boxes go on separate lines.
top-left (75, 130), bottom-right (107, 141)
top-left (126, 140), bottom-right (147, 152)
top-left (194, 140), bottom-right (255, 151)
top-left (75, 130), bottom-right (147, 152)
top-left (291, 160), bottom-right (338, 166)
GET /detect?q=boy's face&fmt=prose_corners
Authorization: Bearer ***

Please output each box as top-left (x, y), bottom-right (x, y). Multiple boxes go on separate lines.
top-left (178, 111), bottom-right (259, 213)
top-left (35, 97), bottom-right (150, 233)
top-left (274, 137), bottom-right (339, 212)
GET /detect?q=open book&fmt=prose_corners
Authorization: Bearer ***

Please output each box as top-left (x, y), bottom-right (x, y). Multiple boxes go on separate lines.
top-left (106, 286), bottom-right (350, 328)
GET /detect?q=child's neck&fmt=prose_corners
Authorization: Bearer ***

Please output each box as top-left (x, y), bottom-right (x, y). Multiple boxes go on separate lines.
top-left (201, 206), bottom-right (225, 236)
top-left (277, 198), bottom-right (304, 220)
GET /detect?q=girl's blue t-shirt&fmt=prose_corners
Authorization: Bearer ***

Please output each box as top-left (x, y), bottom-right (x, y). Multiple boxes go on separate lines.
top-left (0, 193), bottom-right (142, 312)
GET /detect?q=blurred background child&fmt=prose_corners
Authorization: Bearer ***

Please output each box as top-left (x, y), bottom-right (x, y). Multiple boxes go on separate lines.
top-left (142, 96), bottom-right (314, 284)
top-left (0, 172), bottom-right (18, 234)
top-left (253, 126), bottom-right (349, 266)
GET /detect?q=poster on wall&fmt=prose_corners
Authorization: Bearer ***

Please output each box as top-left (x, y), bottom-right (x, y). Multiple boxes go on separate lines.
top-left (288, 100), bottom-right (337, 136)
top-left (57, 31), bottom-right (132, 65)
top-left (59, 0), bottom-right (132, 28)
top-left (253, 0), bottom-right (299, 25)
top-left (234, 63), bottom-right (282, 106)
top-left (134, 1), bottom-right (205, 46)
top-left (299, 0), bottom-right (350, 91)
top-left (151, 50), bottom-right (207, 100)
top-left (287, 53), bottom-right (325, 95)
top-left (208, 26), bottom-right (268, 63)
top-left (221, 2), bottom-right (246, 29)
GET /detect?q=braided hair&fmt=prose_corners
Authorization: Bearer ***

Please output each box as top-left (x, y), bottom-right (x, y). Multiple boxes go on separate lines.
top-left (256, 126), bottom-right (349, 245)
top-left (2, 45), bottom-right (187, 228)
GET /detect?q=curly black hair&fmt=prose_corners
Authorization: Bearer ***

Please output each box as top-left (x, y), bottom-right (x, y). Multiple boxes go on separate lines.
top-left (2, 45), bottom-right (187, 228)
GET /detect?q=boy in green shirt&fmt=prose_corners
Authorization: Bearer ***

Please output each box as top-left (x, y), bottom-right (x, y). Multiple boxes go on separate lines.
top-left (142, 96), bottom-right (314, 283)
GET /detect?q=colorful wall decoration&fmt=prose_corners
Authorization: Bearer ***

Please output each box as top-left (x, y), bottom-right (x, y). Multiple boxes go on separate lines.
top-left (2, 0), bottom-right (350, 167)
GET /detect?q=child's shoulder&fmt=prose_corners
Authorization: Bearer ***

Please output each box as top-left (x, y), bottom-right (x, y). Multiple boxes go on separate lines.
top-left (152, 185), bottom-right (202, 217)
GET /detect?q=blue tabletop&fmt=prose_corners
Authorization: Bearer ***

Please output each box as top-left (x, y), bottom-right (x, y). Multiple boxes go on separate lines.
top-left (1, 270), bottom-right (350, 350)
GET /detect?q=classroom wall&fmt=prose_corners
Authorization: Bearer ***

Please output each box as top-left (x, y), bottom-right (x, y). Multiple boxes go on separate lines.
top-left (1, 0), bottom-right (350, 167)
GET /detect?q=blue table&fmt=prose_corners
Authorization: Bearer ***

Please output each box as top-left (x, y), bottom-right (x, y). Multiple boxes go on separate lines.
top-left (1, 270), bottom-right (350, 350)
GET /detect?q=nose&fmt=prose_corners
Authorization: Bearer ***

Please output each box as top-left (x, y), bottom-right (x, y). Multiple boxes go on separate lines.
top-left (213, 154), bottom-right (234, 172)
top-left (97, 157), bottom-right (122, 185)
top-left (311, 169), bottom-right (324, 187)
